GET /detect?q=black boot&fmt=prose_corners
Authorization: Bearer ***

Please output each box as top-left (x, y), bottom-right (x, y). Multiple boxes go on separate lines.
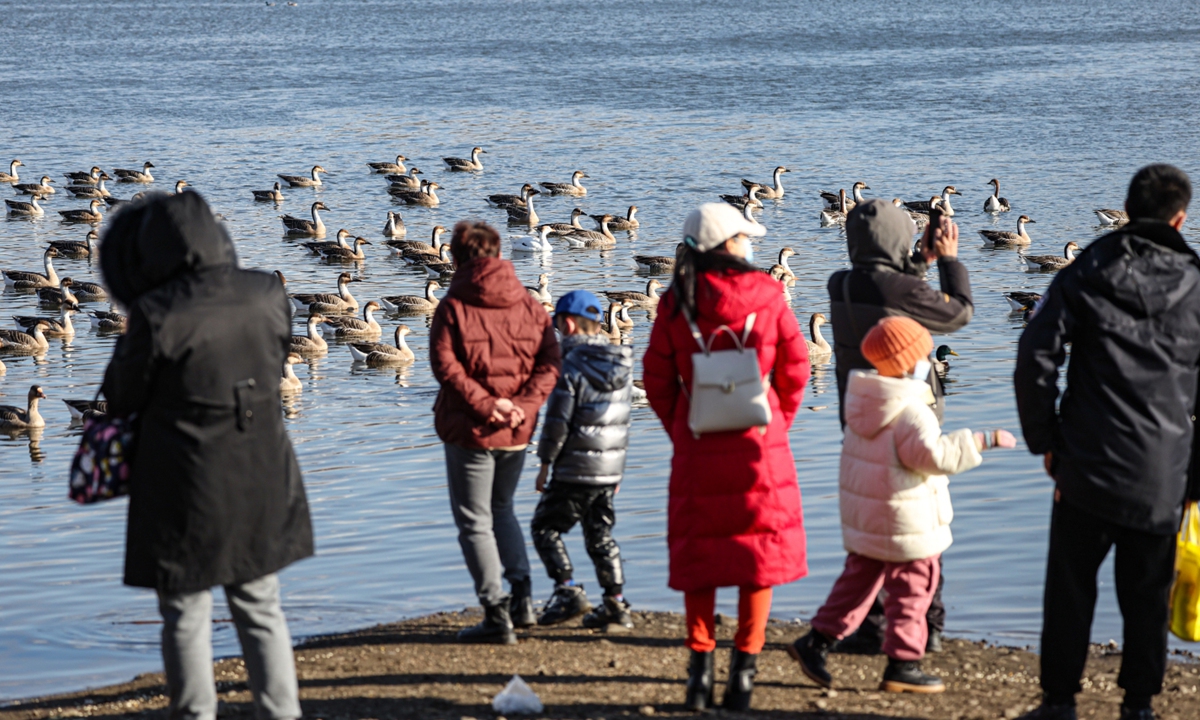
top-left (684, 649), bottom-right (714, 711)
top-left (509, 578), bottom-right (536, 629)
top-left (582, 595), bottom-right (634, 630)
top-left (1018, 702), bottom-right (1078, 720)
top-left (788, 630), bottom-right (833, 688)
top-left (456, 597), bottom-right (517, 645)
top-left (721, 648), bottom-right (758, 711)
top-left (880, 658), bottom-right (944, 694)
top-left (1119, 706), bottom-right (1155, 720)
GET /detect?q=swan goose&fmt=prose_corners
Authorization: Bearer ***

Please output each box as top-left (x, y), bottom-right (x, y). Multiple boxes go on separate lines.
top-left (0, 159), bottom-right (23, 183)
top-left (281, 201), bottom-right (328, 237)
top-left (88, 309), bottom-right (127, 333)
top-left (15, 176), bottom-right (55, 196)
top-left (525, 274), bottom-right (551, 303)
top-left (277, 165), bottom-right (325, 187)
top-left (58, 199), bottom-right (104, 224)
top-left (5, 195), bottom-right (44, 217)
top-left (385, 167), bottom-right (423, 188)
top-left (1003, 291), bottom-right (1042, 312)
top-left (821, 181), bottom-right (869, 210)
top-left (593, 205), bottom-right (639, 231)
top-left (252, 181), bottom-right (285, 202)
top-left (980, 215), bottom-right (1035, 247)
top-left (819, 189), bottom-right (849, 227)
top-left (63, 398), bottom-right (108, 421)
top-left (0, 322), bottom-right (50, 353)
top-left (394, 180), bottom-right (441, 207)
top-left (349, 325), bottom-right (415, 365)
top-left (368, 154), bottom-right (408, 173)
top-left (37, 277), bottom-right (79, 306)
top-left (743, 166), bottom-right (790, 199)
top-left (443, 146), bottom-right (485, 171)
top-left (114, 161), bottom-right (155, 183)
top-left (0, 386), bottom-right (47, 429)
top-left (634, 243), bottom-right (683, 272)
top-left (318, 236), bottom-right (371, 261)
top-left (388, 225), bottom-right (446, 255)
top-left (769, 248), bottom-right (796, 285)
top-left (540, 171), bottom-right (588, 197)
top-left (541, 208), bottom-right (587, 236)
top-left (603, 279), bottom-right (662, 307)
top-left (302, 229), bottom-right (351, 254)
top-left (401, 243), bottom-right (451, 267)
top-left (565, 214), bottom-right (617, 248)
top-left (1094, 208), bottom-right (1129, 226)
top-left (280, 354), bottom-right (303, 394)
top-left (382, 211), bottom-right (406, 238)
top-left (322, 301), bottom-right (382, 338)
top-left (4, 247), bottom-right (60, 289)
top-left (66, 175), bottom-right (112, 198)
top-left (721, 184), bottom-right (763, 210)
top-left (487, 183), bottom-right (534, 209)
top-left (13, 305), bottom-right (76, 337)
top-left (290, 314), bottom-right (329, 355)
top-left (63, 166), bottom-right (101, 184)
top-left (290, 272), bottom-right (359, 314)
top-left (380, 280), bottom-right (441, 313)
top-left (904, 186), bottom-right (961, 216)
top-left (506, 188), bottom-right (540, 226)
top-left (70, 277), bottom-right (108, 300)
top-left (806, 313), bottom-right (832, 360)
top-left (984, 179), bottom-right (1011, 213)
top-left (1020, 242), bottom-right (1080, 272)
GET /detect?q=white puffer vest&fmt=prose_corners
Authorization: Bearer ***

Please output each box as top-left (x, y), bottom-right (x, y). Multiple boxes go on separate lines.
top-left (839, 370), bottom-right (982, 562)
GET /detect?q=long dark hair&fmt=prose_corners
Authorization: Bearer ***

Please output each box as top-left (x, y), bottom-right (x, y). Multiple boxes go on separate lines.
top-left (671, 245), bottom-right (759, 319)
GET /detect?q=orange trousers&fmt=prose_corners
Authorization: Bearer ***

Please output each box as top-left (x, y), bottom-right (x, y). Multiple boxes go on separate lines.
top-left (684, 586), bottom-right (773, 654)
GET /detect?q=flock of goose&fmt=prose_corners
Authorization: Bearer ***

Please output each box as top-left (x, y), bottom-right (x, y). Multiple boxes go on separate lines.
top-left (0, 148), bottom-right (1129, 432)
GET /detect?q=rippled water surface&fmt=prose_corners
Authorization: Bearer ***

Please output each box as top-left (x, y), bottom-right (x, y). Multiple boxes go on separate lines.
top-left (3, 0), bottom-right (1200, 700)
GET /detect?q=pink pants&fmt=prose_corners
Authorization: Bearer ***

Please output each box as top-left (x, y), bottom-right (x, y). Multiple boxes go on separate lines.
top-left (810, 553), bottom-right (941, 661)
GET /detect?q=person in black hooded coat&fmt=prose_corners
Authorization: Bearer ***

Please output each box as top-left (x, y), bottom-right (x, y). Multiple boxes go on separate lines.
top-left (101, 191), bottom-right (311, 720)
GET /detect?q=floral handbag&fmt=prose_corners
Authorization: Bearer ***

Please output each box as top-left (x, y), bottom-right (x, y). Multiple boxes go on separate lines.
top-left (68, 407), bottom-right (137, 504)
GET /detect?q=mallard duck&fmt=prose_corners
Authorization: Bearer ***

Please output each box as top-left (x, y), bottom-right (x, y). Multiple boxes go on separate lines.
top-left (1094, 208), bottom-right (1129, 226)
top-left (252, 181), bottom-right (285, 202)
top-left (0, 159), bottom-right (23, 183)
top-left (348, 325), bottom-right (415, 365)
top-left (382, 211), bottom-right (406, 238)
top-left (322, 301), bottom-right (381, 338)
top-left (63, 398), bottom-right (107, 421)
top-left (541, 208), bottom-right (588, 236)
top-left (302, 228), bottom-right (351, 255)
top-left (385, 168), bottom-right (423, 188)
top-left (277, 165), bottom-right (325, 187)
top-left (15, 176), bottom-right (55, 196)
top-left (565, 214), bottom-right (617, 249)
top-left (13, 305), bottom-right (76, 337)
top-left (743, 166), bottom-right (790, 200)
top-left (368, 154), bottom-right (407, 173)
top-left (394, 181), bottom-right (441, 207)
top-left (980, 215), bottom-right (1035, 248)
top-left (932, 345), bottom-right (959, 378)
top-left (280, 354), bottom-right (303, 394)
top-left (984, 179), bottom-right (1011, 213)
top-left (318, 236), bottom-right (371, 261)
top-left (70, 278), bottom-right (107, 300)
top-left (281, 201), bottom-right (328, 237)
top-left (87, 309), bottom-right (127, 333)
top-left (290, 313), bottom-right (329, 355)
top-left (5, 195), bottom-right (44, 217)
top-left (488, 184), bottom-right (535, 209)
top-left (58, 199), bottom-right (104, 224)
top-left (525, 274), bottom-right (551, 303)
top-left (721, 184), bottom-right (763, 210)
top-left (401, 243), bottom-right (451, 267)
top-left (290, 272), bottom-right (359, 314)
top-left (540, 171), bottom-right (588, 197)
top-left (604, 279), bottom-right (662, 307)
top-left (0, 323), bottom-right (50, 353)
top-left (506, 188), bottom-right (540, 227)
top-left (821, 181), bottom-right (869, 210)
top-left (38, 278), bottom-right (78, 306)
top-left (380, 280), bottom-right (441, 313)
top-left (1003, 291), bottom-right (1042, 312)
top-left (905, 186), bottom-right (961, 217)
top-left (806, 313), bottom-right (832, 361)
top-left (387, 225), bottom-right (446, 255)
top-left (443, 146), bottom-right (485, 171)
top-left (1020, 242), bottom-right (1080, 272)
top-left (63, 166), bottom-right (101, 184)
top-left (769, 248), bottom-right (796, 285)
top-left (66, 175), bottom-right (112, 198)
top-left (513, 226), bottom-right (554, 253)
top-left (593, 205), bottom-right (639, 231)
top-left (4, 247), bottom-right (60, 289)
top-left (819, 190), bottom-right (849, 227)
top-left (114, 161), bottom-right (155, 183)
top-left (0, 386), bottom-right (46, 429)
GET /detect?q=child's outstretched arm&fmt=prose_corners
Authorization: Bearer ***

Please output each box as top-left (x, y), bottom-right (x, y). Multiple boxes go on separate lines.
top-left (894, 405), bottom-right (983, 477)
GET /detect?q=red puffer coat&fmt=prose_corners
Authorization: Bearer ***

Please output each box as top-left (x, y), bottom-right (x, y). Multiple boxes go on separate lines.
top-left (643, 268), bottom-right (811, 592)
top-left (429, 256), bottom-right (561, 449)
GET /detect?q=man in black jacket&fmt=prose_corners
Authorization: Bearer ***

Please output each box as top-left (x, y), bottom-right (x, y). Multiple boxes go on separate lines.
top-left (826, 199), bottom-right (975, 654)
top-left (1015, 164), bottom-right (1200, 720)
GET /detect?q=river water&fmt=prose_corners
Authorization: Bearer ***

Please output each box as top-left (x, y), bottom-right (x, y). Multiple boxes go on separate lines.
top-left (2, 0), bottom-right (1199, 700)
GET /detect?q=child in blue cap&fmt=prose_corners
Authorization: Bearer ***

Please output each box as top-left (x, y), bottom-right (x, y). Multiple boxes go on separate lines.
top-left (531, 289), bottom-right (636, 629)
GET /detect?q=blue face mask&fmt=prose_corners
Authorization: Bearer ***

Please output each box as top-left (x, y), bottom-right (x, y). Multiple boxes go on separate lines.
top-left (743, 239), bottom-right (755, 264)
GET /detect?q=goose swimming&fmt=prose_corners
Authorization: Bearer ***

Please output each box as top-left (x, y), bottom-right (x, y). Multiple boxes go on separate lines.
top-left (905, 186), bottom-right (961, 216)
top-left (420, 256), bottom-right (456, 278)
top-left (58, 199), bottom-right (104, 224)
top-left (0, 322), bottom-right (50, 354)
top-left (0, 386), bottom-right (46, 429)
top-left (4, 247), bottom-right (60, 289)
top-left (0, 159), bottom-right (23, 183)
top-left (1003, 291), bottom-right (1043, 312)
top-left (806, 313), bottom-right (832, 361)
top-left (601, 302), bottom-right (625, 343)
top-left (380, 280), bottom-right (441, 313)
top-left (386, 167), bottom-right (423, 189)
top-left (1020, 242), bottom-right (1080, 272)
top-left (302, 228), bottom-right (351, 254)
top-left (488, 184), bottom-right (535, 209)
top-left (281, 201), bottom-right (328, 237)
top-left (290, 313), bottom-right (329, 355)
top-left (1094, 208), bottom-right (1129, 226)
top-left (14, 305), bottom-right (76, 337)
top-left (721, 184), bottom-right (763, 210)
top-left (525, 274), bottom-right (551, 303)
top-left (88, 309), bottom-right (127, 333)
top-left (15, 176), bottom-right (55, 196)
top-left (540, 171), bottom-right (588, 197)
top-left (564, 214), bottom-right (616, 248)
top-left (394, 181), bottom-right (441, 207)
top-left (443, 146), bottom-right (485, 171)
top-left (5, 195), bottom-right (44, 217)
top-left (980, 215), bottom-right (1035, 248)
top-left (401, 243), bottom-right (451, 267)
top-left (603, 279), bottom-right (662, 308)
top-left (506, 188), bottom-right (540, 226)
top-left (64, 166), bottom-right (101, 184)
top-left (368, 154), bottom-right (407, 173)
top-left (513, 226), bottom-right (554, 253)
top-left (388, 174), bottom-right (434, 196)
top-left (113, 161), bottom-right (155, 183)
top-left (382, 210), bottom-right (406, 238)
top-left (252, 181), bottom-right (285, 202)
top-left (769, 248), bottom-right (796, 285)
top-left (38, 278), bottom-right (78, 307)
top-left (743, 166), bottom-right (790, 200)
top-left (66, 175), bottom-right (112, 198)
top-left (634, 243), bottom-right (683, 273)
top-left (540, 208), bottom-right (588, 236)
top-left (819, 190), bottom-right (849, 227)
top-left (593, 205), bottom-right (639, 231)
top-left (290, 272), bottom-right (359, 314)
top-left (348, 325), bottom-right (415, 365)
top-left (63, 398), bottom-right (107, 421)
top-left (318, 236), bottom-right (371, 261)
top-left (387, 225), bottom-right (447, 255)
top-left (821, 181), bottom-right (870, 210)
top-left (69, 278), bottom-right (107, 300)
top-left (49, 230), bottom-right (99, 259)
top-left (280, 354), bottom-right (303, 394)
top-left (741, 200), bottom-right (765, 231)
top-left (891, 197), bottom-right (932, 229)
top-left (171, 180), bottom-right (189, 195)
top-left (984, 179), bottom-right (1011, 213)
top-left (277, 165), bottom-right (325, 187)
top-left (615, 302), bottom-right (635, 331)
top-left (322, 301), bottom-right (382, 338)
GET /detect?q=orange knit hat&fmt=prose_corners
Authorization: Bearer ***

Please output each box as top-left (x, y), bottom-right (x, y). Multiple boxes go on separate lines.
top-left (861, 316), bottom-right (933, 378)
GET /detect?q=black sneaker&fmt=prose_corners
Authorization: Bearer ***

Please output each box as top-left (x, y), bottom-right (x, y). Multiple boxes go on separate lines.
top-left (1018, 703), bottom-right (1078, 720)
top-left (1119, 707), bottom-right (1155, 720)
top-left (925, 628), bottom-right (944, 653)
top-left (582, 595), bottom-right (634, 630)
top-left (831, 626), bottom-right (883, 655)
top-left (787, 630), bottom-right (833, 688)
top-left (537, 583), bottom-right (590, 626)
top-left (880, 659), bottom-right (944, 694)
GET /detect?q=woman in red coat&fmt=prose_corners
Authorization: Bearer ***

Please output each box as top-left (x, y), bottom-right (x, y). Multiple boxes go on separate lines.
top-left (643, 203), bottom-right (810, 711)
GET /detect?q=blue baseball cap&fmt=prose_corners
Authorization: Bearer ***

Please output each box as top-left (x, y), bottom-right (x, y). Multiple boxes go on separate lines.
top-left (555, 290), bottom-right (604, 322)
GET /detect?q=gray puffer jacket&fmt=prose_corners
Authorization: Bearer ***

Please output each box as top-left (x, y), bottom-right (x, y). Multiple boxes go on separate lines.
top-left (537, 334), bottom-right (633, 485)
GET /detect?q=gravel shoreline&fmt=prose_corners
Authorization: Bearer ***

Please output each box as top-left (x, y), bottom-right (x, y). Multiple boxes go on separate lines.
top-left (3, 610), bottom-right (1198, 720)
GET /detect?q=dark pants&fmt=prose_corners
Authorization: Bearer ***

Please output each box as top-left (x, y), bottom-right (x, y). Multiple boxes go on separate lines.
top-left (1040, 498), bottom-right (1176, 705)
top-left (856, 556), bottom-right (945, 638)
top-left (530, 481), bottom-right (624, 594)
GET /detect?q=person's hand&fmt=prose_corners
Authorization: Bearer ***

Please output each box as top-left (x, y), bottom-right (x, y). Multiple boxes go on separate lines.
top-left (995, 430), bottom-right (1016, 449)
top-left (509, 404), bottom-right (526, 429)
top-left (490, 397), bottom-right (516, 426)
top-left (974, 429), bottom-right (1017, 451)
top-left (535, 465), bottom-right (549, 493)
top-left (1044, 451), bottom-right (1055, 479)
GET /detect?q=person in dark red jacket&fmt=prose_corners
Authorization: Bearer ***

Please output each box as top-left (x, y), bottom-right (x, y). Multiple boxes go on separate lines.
top-left (644, 203), bottom-right (811, 712)
top-left (428, 221), bottom-right (561, 645)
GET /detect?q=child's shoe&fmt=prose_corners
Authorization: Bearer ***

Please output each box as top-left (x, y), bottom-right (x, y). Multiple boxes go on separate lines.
top-left (787, 630), bottom-right (833, 688)
top-left (880, 659), bottom-right (945, 693)
top-left (582, 595), bottom-right (634, 630)
top-left (537, 583), bottom-right (590, 626)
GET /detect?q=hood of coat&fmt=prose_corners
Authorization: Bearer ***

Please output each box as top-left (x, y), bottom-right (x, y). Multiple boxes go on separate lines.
top-left (100, 191), bottom-right (236, 306)
top-left (564, 334), bottom-right (633, 391)
top-left (692, 268), bottom-right (783, 323)
top-left (846, 199), bottom-right (923, 275)
top-left (1081, 221), bottom-right (1200, 319)
top-left (446, 256), bottom-right (528, 308)
top-left (844, 369), bottom-right (932, 439)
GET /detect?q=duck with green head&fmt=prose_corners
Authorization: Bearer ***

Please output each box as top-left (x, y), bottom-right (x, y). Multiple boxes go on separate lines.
top-left (932, 345), bottom-right (959, 378)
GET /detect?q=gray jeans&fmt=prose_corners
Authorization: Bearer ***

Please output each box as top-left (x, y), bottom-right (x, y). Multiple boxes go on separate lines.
top-left (444, 443), bottom-right (531, 606)
top-left (157, 574), bottom-right (300, 720)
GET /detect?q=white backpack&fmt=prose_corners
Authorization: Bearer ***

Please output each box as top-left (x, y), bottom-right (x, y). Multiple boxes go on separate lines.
top-left (684, 311), bottom-right (772, 438)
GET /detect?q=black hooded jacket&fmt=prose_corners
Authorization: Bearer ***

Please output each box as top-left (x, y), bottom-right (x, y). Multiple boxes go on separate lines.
top-left (100, 192), bottom-right (313, 592)
top-left (1015, 221), bottom-right (1200, 534)
top-left (827, 199), bottom-right (974, 423)
top-left (537, 334), bottom-right (633, 486)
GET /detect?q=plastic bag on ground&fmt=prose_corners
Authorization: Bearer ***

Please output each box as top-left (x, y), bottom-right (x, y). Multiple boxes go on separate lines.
top-left (492, 674), bottom-right (544, 714)
top-left (1170, 501), bottom-right (1200, 642)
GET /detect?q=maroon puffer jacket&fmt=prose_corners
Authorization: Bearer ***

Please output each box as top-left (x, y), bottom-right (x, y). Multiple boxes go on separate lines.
top-left (429, 256), bottom-right (561, 448)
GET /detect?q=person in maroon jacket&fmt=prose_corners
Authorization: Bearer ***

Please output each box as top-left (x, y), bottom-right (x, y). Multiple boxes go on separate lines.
top-left (428, 221), bottom-right (561, 645)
